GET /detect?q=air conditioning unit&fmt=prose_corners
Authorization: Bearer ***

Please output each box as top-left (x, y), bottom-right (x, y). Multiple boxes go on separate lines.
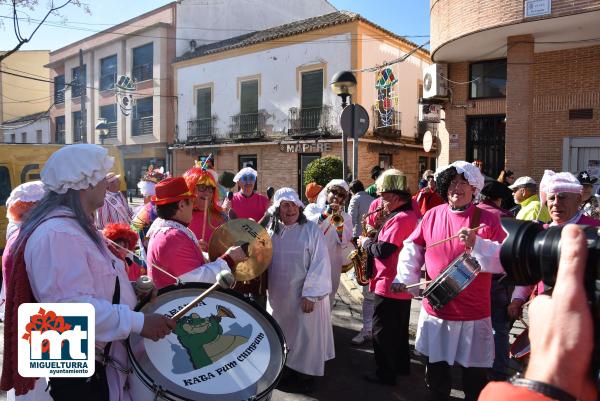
top-left (423, 63), bottom-right (448, 99)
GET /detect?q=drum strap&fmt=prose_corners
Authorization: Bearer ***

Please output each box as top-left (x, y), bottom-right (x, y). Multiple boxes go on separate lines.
top-left (470, 206), bottom-right (481, 230)
top-left (102, 264), bottom-right (121, 363)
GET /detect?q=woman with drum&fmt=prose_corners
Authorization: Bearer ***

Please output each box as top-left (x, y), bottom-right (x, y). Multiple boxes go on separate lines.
top-left (356, 169), bottom-right (418, 385)
top-left (267, 188), bottom-right (334, 394)
top-left (183, 163), bottom-right (228, 250)
top-left (1, 145), bottom-right (175, 401)
top-left (391, 161), bottom-right (506, 401)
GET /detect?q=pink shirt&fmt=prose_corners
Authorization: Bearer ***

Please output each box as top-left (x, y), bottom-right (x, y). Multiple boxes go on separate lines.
top-left (369, 210), bottom-right (418, 299)
top-left (188, 209), bottom-right (226, 242)
top-left (147, 228), bottom-right (206, 289)
top-left (411, 204), bottom-right (505, 320)
top-left (231, 192), bottom-right (269, 221)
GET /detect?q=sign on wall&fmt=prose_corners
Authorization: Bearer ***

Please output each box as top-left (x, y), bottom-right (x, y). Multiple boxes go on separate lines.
top-left (524, 0), bottom-right (551, 18)
top-left (374, 68), bottom-right (399, 130)
top-left (280, 142), bottom-right (332, 153)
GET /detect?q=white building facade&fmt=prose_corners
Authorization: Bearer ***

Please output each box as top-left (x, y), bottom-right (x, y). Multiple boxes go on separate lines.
top-left (2, 113), bottom-right (51, 144)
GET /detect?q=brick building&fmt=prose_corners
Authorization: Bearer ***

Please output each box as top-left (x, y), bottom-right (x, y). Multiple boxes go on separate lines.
top-left (172, 11), bottom-right (432, 198)
top-left (429, 0), bottom-right (600, 180)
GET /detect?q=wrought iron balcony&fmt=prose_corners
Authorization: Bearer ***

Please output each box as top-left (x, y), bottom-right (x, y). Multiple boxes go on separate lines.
top-left (230, 112), bottom-right (266, 141)
top-left (132, 116), bottom-right (153, 136)
top-left (187, 117), bottom-right (215, 144)
top-left (106, 121), bottom-right (117, 138)
top-left (372, 105), bottom-right (401, 138)
top-left (100, 72), bottom-right (117, 91)
top-left (288, 106), bottom-right (332, 138)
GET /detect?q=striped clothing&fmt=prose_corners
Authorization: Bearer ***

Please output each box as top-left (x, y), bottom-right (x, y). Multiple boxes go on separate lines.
top-left (95, 191), bottom-right (133, 230)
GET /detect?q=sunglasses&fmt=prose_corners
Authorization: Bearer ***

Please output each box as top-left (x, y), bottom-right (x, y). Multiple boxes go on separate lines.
top-left (240, 174), bottom-right (256, 183)
top-left (197, 184), bottom-right (214, 192)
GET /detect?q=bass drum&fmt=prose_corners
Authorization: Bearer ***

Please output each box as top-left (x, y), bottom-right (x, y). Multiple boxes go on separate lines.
top-left (127, 283), bottom-right (287, 401)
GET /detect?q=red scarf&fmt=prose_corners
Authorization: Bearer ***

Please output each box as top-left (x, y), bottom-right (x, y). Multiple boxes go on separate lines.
top-left (1, 216), bottom-right (71, 395)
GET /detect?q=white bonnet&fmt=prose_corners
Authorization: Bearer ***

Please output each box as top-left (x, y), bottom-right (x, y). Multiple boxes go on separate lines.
top-left (435, 160), bottom-right (485, 195)
top-left (6, 180), bottom-right (46, 212)
top-left (233, 167), bottom-right (257, 183)
top-left (316, 179), bottom-right (350, 208)
top-left (268, 187), bottom-right (304, 214)
top-left (41, 144), bottom-right (114, 194)
top-left (539, 170), bottom-right (582, 196)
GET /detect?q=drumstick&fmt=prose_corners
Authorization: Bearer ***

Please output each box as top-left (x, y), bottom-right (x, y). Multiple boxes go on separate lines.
top-left (105, 238), bottom-right (180, 283)
top-left (172, 271), bottom-right (235, 321)
top-left (425, 224), bottom-right (485, 249)
top-left (201, 196), bottom-right (209, 242)
top-left (404, 280), bottom-right (433, 289)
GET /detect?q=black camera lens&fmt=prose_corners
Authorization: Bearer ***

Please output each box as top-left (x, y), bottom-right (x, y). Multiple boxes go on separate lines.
top-left (499, 218), bottom-right (562, 287)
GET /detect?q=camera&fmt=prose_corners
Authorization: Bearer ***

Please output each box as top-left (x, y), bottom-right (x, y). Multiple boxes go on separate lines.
top-left (499, 218), bottom-right (600, 381)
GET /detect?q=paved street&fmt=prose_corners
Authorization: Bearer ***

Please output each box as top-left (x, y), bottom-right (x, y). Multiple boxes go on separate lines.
top-left (0, 262), bottom-right (525, 401)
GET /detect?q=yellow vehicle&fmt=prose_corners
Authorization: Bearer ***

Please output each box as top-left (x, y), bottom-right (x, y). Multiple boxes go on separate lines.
top-left (0, 144), bottom-right (126, 251)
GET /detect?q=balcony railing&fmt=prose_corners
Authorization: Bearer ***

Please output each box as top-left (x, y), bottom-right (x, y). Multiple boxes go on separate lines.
top-left (71, 82), bottom-right (86, 98)
top-left (132, 63), bottom-right (152, 82)
top-left (187, 117), bottom-right (215, 144)
top-left (132, 116), bottom-right (153, 136)
top-left (106, 121), bottom-right (117, 138)
top-left (230, 112), bottom-right (266, 141)
top-left (372, 106), bottom-right (402, 138)
top-left (288, 105), bottom-right (332, 137)
top-left (54, 89), bottom-right (65, 104)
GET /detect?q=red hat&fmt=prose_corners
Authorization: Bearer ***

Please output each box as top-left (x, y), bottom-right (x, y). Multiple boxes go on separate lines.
top-left (151, 177), bottom-right (194, 205)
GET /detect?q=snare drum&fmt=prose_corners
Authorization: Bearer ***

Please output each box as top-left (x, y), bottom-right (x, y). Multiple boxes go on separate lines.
top-left (128, 283), bottom-right (287, 401)
top-left (422, 252), bottom-right (481, 310)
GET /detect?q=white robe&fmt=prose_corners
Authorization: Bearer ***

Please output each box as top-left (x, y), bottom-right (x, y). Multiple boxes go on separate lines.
top-left (24, 207), bottom-right (144, 401)
top-left (304, 203), bottom-right (353, 306)
top-left (267, 221), bottom-right (335, 376)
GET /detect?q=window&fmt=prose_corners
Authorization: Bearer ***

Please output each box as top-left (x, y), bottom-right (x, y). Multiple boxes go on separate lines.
top-left (132, 97), bottom-right (153, 136)
top-left (470, 59), bottom-right (507, 99)
top-left (0, 166), bottom-right (11, 206)
top-left (239, 80), bottom-right (259, 132)
top-left (73, 111), bottom-right (83, 142)
top-left (379, 154), bottom-right (392, 169)
top-left (192, 87), bottom-right (212, 137)
top-left (72, 65), bottom-right (86, 98)
top-left (36, 130), bottom-right (42, 143)
top-left (100, 55), bottom-right (117, 91)
top-left (55, 116), bottom-right (65, 144)
top-left (301, 70), bottom-right (323, 130)
top-left (54, 75), bottom-right (65, 103)
top-left (10, 133), bottom-right (15, 143)
top-left (100, 104), bottom-right (118, 137)
top-left (21, 132), bottom-right (26, 143)
top-left (466, 115), bottom-right (506, 178)
top-left (132, 43), bottom-right (153, 82)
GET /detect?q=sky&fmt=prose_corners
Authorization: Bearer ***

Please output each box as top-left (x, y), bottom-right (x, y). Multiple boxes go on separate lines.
top-left (0, 0), bottom-right (430, 52)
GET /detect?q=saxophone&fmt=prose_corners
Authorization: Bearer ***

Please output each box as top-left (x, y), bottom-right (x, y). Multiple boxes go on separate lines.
top-left (348, 206), bottom-right (385, 286)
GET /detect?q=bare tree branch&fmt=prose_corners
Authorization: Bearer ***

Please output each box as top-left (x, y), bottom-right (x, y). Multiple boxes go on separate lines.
top-left (0, 0), bottom-right (84, 62)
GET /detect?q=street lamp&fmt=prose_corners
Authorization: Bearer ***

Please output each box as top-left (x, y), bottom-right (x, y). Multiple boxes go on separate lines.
top-left (331, 71), bottom-right (357, 181)
top-left (95, 118), bottom-right (109, 145)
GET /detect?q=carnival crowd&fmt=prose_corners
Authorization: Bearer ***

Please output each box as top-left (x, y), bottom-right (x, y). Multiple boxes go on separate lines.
top-left (0, 144), bottom-right (597, 401)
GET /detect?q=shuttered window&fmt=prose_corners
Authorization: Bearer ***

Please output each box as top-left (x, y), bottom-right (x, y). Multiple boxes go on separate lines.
top-left (196, 87), bottom-right (212, 120)
top-left (301, 70), bottom-right (323, 109)
top-left (240, 80), bottom-right (258, 115)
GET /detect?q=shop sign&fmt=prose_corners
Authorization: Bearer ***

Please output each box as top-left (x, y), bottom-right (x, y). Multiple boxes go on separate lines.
top-left (280, 142), bottom-right (332, 153)
top-left (524, 0), bottom-right (551, 18)
top-left (449, 133), bottom-right (460, 149)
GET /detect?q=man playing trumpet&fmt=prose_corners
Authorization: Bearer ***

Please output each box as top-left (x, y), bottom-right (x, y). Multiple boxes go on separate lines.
top-left (305, 179), bottom-right (353, 307)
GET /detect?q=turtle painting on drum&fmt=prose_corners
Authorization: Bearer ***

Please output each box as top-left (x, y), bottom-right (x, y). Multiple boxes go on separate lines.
top-left (174, 305), bottom-right (250, 370)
